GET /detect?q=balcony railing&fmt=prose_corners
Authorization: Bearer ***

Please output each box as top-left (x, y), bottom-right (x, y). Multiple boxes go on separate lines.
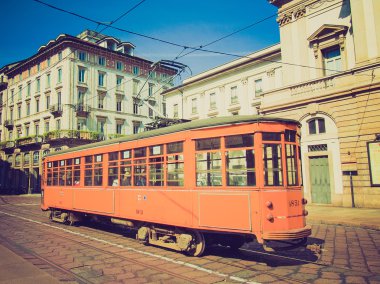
top-left (0, 141), bottom-right (15, 150)
top-left (15, 136), bottom-right (43, 147)
top-left (75, 104), bottom-right (91, 117)
top-left (43, 130), bottom-right (104, 142)
top-left (49, 104), bottom-right (63, 117)
top-left (4, 120), bottom-right (14, 129)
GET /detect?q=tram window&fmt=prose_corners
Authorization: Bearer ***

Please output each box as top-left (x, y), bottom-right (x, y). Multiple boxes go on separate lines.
top-left (286, 144), bottom-right (298, 186)
top-left (225, 134), bottom-right (253, 148)
top-left (48, 162), bottom-right (52, 168)
top-left (60, 160), bottom-right (65, 166)
top-left (85, 156), bottom-right (93, 163)
top-left (196, 138), bottom-right (220, 151)
top-left (109, 151), bottom-right (119, 161)
top-left (149, 154), bottom-right (164, 186)
top-left (47, 169), bottom-right (53, 186)
top-left (167, 141), bottom-right (183, 154)
top-left (108, 166), bottom-right (119, 186)
top-left (285, 130), bottom-right (296, 142)
top-left (167, 162), bottom-right (184, 186)
top-left (134, 159), bottom-right (146, 186)
top-left (66, 168), bottom-right (73, 186)
top-left (150, 145), bottom-right (163, 156)
top-left (226, 150), bottom-right (256, 186)
top-left (85, 165), bottom-right (93, 186)
top-left (53, 170), bottom-right (58, 186)
top-left (53, 161), bottom-right (58, 167)
top-left (263, 144), bottom-right (283, 186)
top-left (120, 163), bottom-right (132, 186)
top-left (74, 158), bottom-right (80, 165)
top-left (262, 132), bottom-right (281, 141)
top-left (94, 164), bottom-right (103, 186)
top-left (122, 150), bottom-right (131, 159)
top-left (134, 147), bottom-right (146, 158)
top-left (66, 159), bottom-right (72, 166)
top-left (73, 166), bottom-right (80, 185)
top-left (196, 152), bottom-right (222, 186)
top-left (59, 170), bottom-right (65, 186)
top-left (95, 154), bottom-right (102, 162)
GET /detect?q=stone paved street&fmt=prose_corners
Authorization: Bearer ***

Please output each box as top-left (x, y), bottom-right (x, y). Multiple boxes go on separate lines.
top-left (1, 195), bottom-right (380, 283)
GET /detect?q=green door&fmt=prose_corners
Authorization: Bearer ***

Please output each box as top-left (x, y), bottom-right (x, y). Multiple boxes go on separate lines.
top-left (310, 156), bottom-right (331, 204)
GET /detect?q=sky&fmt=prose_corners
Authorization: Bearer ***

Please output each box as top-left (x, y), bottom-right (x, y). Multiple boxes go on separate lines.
top-left (0, 0), bottom-right (280, 80)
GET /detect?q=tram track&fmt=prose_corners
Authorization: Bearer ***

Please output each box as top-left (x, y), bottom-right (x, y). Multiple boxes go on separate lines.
top-left (1, 203), bottom-right (378, 284)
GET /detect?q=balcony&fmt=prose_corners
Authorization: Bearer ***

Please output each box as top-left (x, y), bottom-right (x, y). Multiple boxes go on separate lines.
top-left (4, 120), bottom-right (14, 130)
top-left (0, 141), bottom-right (15, 150)
top-left (49, 104), bottom-right (63, 117)
top-left (15, 136), bottom-right (43, 148)
top-left (43, 130), bottom-right (104, 143)
top-left (75, 104), bottom-right (91, 117)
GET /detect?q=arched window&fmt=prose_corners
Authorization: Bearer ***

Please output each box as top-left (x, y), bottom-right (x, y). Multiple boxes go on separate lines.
top-left (7, 155), bottom-right (13, 166)
top-left (33, 151), bottom-right (40, 165)
top-left (308, 118), bottom-right (326, 135)
top-left (24, 153), bottom-right (30, 166)
top-left (15, 154), bottom-right (21, 167)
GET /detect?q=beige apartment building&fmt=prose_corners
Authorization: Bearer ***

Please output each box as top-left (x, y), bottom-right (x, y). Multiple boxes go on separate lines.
top-left (163, 0), bottom-right (380, 208)
top-left (0, 30), bottom-right (175, 194)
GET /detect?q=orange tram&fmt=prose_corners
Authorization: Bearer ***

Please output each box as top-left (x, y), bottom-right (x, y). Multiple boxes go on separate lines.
top-left (41, 115), bottom-right (311, 256)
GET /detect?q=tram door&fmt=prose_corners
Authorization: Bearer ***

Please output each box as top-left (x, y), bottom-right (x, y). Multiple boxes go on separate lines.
top-left (309, 156), bottom-right (331, 204)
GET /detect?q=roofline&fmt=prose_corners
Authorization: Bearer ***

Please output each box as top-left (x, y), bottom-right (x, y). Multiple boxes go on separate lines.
top-left (46, 115), bottom-right (299, 157)
top-left (5, 33), bottom-right (177, 76)
top-left (162, 43), bottom-right (281, 95)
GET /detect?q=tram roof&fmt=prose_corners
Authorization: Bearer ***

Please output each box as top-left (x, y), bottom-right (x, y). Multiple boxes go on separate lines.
top-left (46, 115), bottom-right (299, 157)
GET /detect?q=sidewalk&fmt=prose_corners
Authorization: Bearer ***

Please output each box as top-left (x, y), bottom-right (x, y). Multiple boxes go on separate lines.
top-left (306, 204), bottom-right (380, 230)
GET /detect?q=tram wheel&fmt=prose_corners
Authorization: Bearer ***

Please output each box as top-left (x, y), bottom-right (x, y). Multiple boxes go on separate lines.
top-left (187, 231), bottom-right (205, 257)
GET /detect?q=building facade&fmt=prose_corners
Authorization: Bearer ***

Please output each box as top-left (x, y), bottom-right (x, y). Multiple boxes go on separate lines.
top-left (0, 30), bottom-right (176, 194)
top-left (163, 0), bottom-right (380, 208)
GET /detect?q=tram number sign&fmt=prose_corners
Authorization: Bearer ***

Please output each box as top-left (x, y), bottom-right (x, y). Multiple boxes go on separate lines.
top-left (289, 200), bottom-right (300, 207)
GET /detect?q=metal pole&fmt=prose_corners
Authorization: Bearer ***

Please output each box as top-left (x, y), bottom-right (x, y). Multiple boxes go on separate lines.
top-left (350, 171), bottom-right (355, 208)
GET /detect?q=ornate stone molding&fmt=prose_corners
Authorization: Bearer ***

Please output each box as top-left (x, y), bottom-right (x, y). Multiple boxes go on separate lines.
top-left (267, 68), bottom-right (276, 77)
top-left (277, 5), bottom-right (306, 27)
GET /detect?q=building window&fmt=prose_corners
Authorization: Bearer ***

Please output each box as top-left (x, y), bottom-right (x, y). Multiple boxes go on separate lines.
top-left (148, 83), bottom-right (154, 97)
top-left (133, 80), bottom-right (139, 96)
top-left (133, 122), bottom-right (141, 134)
top-left (26, 102), bottom-right (30, 116)
top-left (116, 76), bottom-right (123, 91)
top-left (162, 98), bottom-right (166, 117)
top-left (37, 63), bottom-right (40, 72)
top-left (78, 51), bottom-right (87, 61)
top-left (230, 86), bottom-right (238, 104)
top-left (10, 89), bottom-right (14, 103)
top-left (56, 119), bottom-right (61, 130)
top-left (255, 79), bottom-right (263, 97)
top-left (191, 98), bottom-right (197, 114)
top-left (46, 95), bottom-right (50, 110)
top-left (148, 100), bottom-right (155, 118)
top-left (36, 78), bottom-right (40, 93)
top-left (58, 51), bottom-right (62, 61)
top-left (323, 47), bottom-right (342, 76)
top-left (133, 98), bottom-right (139, 114)
top-left (17, 105), bottom-right (21, 119)
top-left (27, 82), bottom-right (31, 97)
top-left (133, 66), bottom-right (140, 75)
top-left (97, 120), bottom-right (105, 134)
top-left (57, 92), bottom-right (62, 107)
top-left (98, 56), bottom-right (105, 66)
top-left (308, 118), bottom-right (326, 135)
top-left (44, 121), bottom-right (50, 133)
top-left (77, 119), bottom-right (86, 131)
top-left (36, 99), bottom-right (40, 113)
top-left (35, 124), bottom-right (39, 136)
top-left (116, 123), bottom-right (122, 134)
top-left (173, 104), bottom-right (179, 118)
top-left (57, 69), bottom-right (62, 83)
top-left (78, 68), bottom-right (86, 83)
top-left (98, 95), bottom-right (104, 109)
top-left (78, 91), bottom-right (85, 105)
top-left (98, 72), bottom-right (105, 87)
top-left (116, 98), bottom-right (122, 112)
top-left (33, 151), bottom-right (39, 165)
top-left (209, 93), bottom-right (216, 110)
top-left (25, 125), bottom-right (30, 136)
top-left (46, 73), bottom-right (51, 88)
top-left (116, 61), bottom-right (123, 71)
top-left (18, 86), bottom-right (22, 100)
top-left (47, 57), bottom-right (51, 67)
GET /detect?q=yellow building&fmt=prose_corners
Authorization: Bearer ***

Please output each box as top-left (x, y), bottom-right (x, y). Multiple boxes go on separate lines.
top-left (163, 0), bottom-right (380, 208)
top-left (0, 30), bottom-right (175, 194)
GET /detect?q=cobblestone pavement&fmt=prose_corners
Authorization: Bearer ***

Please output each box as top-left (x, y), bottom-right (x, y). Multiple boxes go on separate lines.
top-left (0, 195), bottom-right (380, 284)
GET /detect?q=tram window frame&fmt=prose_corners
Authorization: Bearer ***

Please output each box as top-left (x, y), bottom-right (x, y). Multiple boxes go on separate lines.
top-left (263, 143), bottom-right (283, 186)
top-left (65, 159), bottom-right (73, 186)
top-left (133, 147), bottom-right (147, 186)
top-left (167, 141), bottom-right (184, 186)
top-left (73, 158), bottom-right (81, 185)
top-left (225, 134), bottom-right (256, 187)
top-left (149, 145), bottom-right (164, 186)
top-left (195, 137), bottom-right (222, 187)
top-left (47, 162), bottom-right (53, 186)
top-left (84, 154), bottom-right (103, 186)
top-left (120, 150), bottom-right (132, 186)
top-left (262, 132), bottom-right (282, 141)
top-left (286, 144), bottom-right (298, 186)
top-left (108, 152), bottom-right (119, 186)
